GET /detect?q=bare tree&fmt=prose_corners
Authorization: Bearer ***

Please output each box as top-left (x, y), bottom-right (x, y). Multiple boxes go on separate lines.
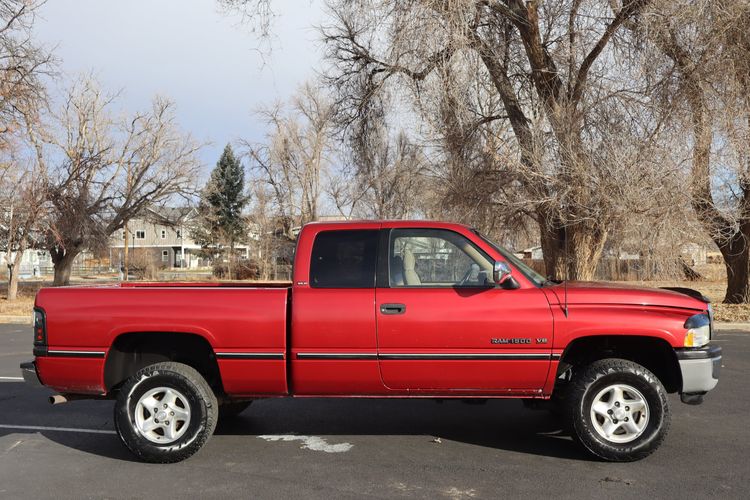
top-left (0, 148), bottom-right (47, 299)
top-left (216, 0), bottom-right (275, 52)
top-left (246, 182), bottom-right (294, 280)
top-left (31, 77), bottom-right (203, 286)
top-left (0, 0), bottom-right (52, 151)
top-left (330, 87), bottom-right (429, 219)
top-left (244, 82), bottom-right (335, 237)
top-left (323, 0), bottom-right (665, 279)
top-left (0, 0), bottom-right (50, 299)
top-left (645, 0), bottom-right (750, 302)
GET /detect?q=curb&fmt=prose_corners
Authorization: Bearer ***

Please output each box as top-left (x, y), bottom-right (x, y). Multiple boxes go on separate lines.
top-left (714, 322), bottom-right (750, 331)
top-left (0, 315), bottom-right (31, 325)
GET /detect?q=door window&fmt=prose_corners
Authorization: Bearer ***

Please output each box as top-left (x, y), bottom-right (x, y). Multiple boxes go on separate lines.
top-left (389, 229), bottom-right (493, 287)
top-left (310, 230), bottom-right (379, 288)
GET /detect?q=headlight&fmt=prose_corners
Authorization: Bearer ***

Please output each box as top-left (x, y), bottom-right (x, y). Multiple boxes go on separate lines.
top-left (684, 313), bottom-right (711, 347)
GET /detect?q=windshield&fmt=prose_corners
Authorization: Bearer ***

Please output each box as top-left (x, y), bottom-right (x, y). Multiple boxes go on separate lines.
top-left (472, 230), bottom-right (547, 287)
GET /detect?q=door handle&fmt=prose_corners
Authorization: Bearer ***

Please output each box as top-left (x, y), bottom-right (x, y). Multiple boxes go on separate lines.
top-left (380, 303), bottom-right (406, 315)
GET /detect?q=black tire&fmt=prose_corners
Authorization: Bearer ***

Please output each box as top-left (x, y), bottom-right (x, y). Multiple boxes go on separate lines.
top-left (114, 362), bottom-right (218, 463)
top-left (219, 401), bottom-right (252, 420)
top-left (566, 358), bottom-right (670, 462)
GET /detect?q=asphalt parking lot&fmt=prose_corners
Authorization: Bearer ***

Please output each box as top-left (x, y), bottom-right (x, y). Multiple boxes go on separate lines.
top-left (0, 324), bottom-right (747, 499)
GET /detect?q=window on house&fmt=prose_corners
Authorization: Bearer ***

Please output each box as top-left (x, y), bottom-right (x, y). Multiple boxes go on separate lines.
top-left (176, 229), bottom-right (182, 238)
top-left (122, 231), bottom-right (126, 239)
top-left (161, 229), bottom-right (166, 239)
top-left (135, 230), bottom-right (145, 239)
top-left (162, 250), bottom-right (169, 262)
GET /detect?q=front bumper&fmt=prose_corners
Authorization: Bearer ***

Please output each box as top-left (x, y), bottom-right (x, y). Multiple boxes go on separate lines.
top-left (675, 344), bottom-right (722, 399)
top-left (19, 360), bottom-right (43, 387)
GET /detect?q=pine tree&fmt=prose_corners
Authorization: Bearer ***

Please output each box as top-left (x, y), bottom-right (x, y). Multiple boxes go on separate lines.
top-left (194, 144), bottom-right (249, 278)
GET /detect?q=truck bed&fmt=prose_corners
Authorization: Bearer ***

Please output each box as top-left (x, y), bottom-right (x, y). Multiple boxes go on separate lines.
top-left (34, 282), bottom-right (291, 396)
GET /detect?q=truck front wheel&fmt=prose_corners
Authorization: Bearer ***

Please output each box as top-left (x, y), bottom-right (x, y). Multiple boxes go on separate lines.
top-left (567, 358), bottom-right (670, 462)
top-left (114, 362), bottom-right (218, 463)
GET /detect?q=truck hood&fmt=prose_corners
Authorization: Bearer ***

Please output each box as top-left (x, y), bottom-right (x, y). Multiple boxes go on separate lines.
top-left (543, 281), bottom-right (708, 311)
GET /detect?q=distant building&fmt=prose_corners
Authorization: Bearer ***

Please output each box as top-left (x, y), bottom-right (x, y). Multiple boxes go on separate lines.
top-left (0, 249), bottom-right (48, 278)
top-left (521, 246), bottom-right (544, 260)
top-left (109, 207), bottom-right (251, 269)
top-left (680, 242), bottom-right (708, 266)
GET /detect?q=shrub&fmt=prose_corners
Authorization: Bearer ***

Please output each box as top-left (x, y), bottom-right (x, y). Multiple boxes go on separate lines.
top-left (212, 258), bottom-right (260, 280)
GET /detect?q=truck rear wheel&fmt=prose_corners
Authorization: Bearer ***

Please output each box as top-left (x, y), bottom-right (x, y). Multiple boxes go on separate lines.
top-left (567, 358), bottom-right (670, 462)
top-left (114, 362), bottom-right (218, 463)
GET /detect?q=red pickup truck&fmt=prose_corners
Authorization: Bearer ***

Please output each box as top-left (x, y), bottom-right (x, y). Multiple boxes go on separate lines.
top-left (20, 220), bottom-right (721, 463)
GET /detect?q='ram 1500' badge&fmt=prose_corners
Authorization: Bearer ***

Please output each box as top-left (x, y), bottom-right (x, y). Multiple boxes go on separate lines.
top-left (491, 338), bottom-right (531, 344)
top-left (491, 337), bottom-right (548, 344)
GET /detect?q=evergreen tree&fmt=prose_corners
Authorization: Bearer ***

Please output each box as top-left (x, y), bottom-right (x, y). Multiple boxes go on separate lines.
top-left (194, 144), bottom-right (249, 278)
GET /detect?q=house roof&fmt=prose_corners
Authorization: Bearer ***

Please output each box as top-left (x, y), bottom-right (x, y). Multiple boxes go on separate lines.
top-left (144, 206), bottom-right (197, 226)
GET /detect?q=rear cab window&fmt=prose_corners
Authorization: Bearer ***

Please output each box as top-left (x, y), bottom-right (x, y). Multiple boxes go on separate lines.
top-left (309, 230), bottom-right (379, 288)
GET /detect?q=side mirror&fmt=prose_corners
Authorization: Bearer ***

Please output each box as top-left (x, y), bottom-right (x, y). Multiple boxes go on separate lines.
top-left (493, 261), bottom-right (512, 284)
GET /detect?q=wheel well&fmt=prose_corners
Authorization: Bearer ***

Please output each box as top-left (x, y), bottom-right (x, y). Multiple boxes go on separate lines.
top-left (104, 332), bottom-right (223, 396)
top-left (557, 335), bottom-right (682, 393)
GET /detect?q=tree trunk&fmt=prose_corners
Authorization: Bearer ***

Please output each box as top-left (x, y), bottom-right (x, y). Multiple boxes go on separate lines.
top-left (719, 232), bottom-right (750, 303)
top-left (7, 265), bottom-right (18, 300)
top-left (228, 240), bottom-right (234, 280)
top-left (567, 223), bottom-right (607, 281)
top-left (537, 211), bottom-right (606, 281)
top-left (6, 246), bottom-right (26, 300)
top-left (51, 248), bottom-right (80, 286)
top-left (538, 215), bottom-right (566, 280)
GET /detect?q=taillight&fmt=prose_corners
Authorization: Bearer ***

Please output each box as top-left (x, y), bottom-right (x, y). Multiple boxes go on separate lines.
top-left (33, 308), bottom-right (47, 346)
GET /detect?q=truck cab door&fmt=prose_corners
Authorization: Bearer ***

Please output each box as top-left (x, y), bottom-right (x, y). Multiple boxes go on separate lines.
top-left (290, 225), bottom-right (386, 395)
top-left (375, 227), bottom-right (553, 394)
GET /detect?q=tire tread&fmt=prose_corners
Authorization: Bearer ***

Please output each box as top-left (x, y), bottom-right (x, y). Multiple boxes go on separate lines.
top-left (565, 358), bottom-right (671, 462)
top-left (114, 362), bottom-right (218, 463)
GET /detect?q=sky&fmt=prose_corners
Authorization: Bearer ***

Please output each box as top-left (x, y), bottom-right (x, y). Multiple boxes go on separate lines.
top-left (33, 0), bottom-right (327, 172)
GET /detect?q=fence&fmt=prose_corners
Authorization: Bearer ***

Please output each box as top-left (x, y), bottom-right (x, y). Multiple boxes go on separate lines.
top-left (522, 258), bottom-right (687, 281)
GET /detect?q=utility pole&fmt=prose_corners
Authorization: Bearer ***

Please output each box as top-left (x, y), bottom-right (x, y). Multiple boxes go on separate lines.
top-left (123, 224), bottom-right (129, 281)
top-left (122, 161), bottom-right (133, 281)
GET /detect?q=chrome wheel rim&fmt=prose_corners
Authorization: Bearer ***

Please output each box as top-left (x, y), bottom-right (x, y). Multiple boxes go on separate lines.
top-left (589, 383), bottom-right (649, 444)
top-left (134, 387), bottom-right (191, 444)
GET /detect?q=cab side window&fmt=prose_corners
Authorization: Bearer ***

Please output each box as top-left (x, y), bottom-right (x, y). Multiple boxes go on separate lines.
top-left (310, 230), bottom-right (378, 288)
top-left (389, 229), bottom-right (493, 287)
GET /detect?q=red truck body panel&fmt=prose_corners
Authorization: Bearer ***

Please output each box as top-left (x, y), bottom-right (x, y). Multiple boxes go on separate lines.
top-left (32, 220), bottom-right (708, 399)
top-left (35, 285), bottom-right (289, 395)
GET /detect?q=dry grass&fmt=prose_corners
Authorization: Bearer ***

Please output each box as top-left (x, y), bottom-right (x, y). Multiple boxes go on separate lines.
top-left (2, 272), bottom-right (749, 323)
top-left (0, 282), bottom-right (42, 317)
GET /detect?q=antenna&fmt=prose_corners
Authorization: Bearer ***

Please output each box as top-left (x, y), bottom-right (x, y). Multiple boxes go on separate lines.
top-left (563, 225), bottom-right (569, 318)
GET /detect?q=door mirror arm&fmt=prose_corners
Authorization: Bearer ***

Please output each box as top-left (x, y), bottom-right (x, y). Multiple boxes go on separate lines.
top-left (493, 261), bottom-right (520, 289)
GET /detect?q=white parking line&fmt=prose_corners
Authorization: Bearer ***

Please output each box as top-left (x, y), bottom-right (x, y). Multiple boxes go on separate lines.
top-left (0, 376), bottom-right (23, 381)
top-left (0, 424), bottom-right (116, 435)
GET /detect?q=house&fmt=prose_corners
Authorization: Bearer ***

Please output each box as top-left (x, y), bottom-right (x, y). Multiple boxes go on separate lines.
top-left (0, 248), bottom-right (49, 278)
top-left (680, 242), bottom-right (708, 266)
top-left (109, 207), bottom-right (251, 269)
top-left (521, 245), bottom-right (544, 260)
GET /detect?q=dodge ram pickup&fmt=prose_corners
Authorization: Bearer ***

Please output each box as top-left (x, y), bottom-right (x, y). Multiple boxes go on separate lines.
top-left (20, 220), bottom-right (722, 463)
